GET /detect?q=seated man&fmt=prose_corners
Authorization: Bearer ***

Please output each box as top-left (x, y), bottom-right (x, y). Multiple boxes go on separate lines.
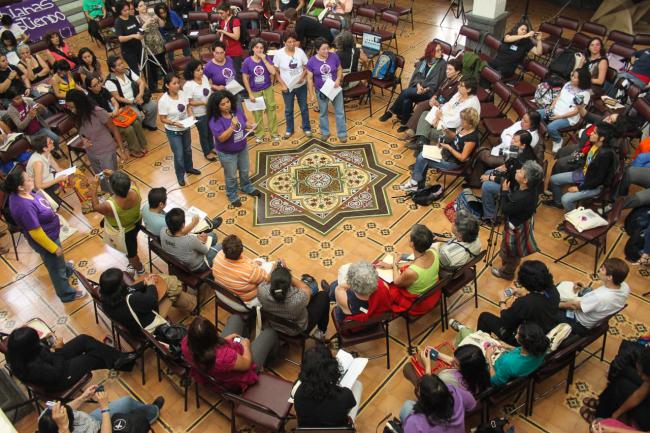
top-left (141, 186), bottom-right (222, 237)
top-left (609, 48), bottom-right (650, 96)
top-left (477, 260), bottom-right (560, 346)
top-left (0, 53), bottom-right (28, 105)
top-left (437, 209), bottom-right (482, 279)
top-left (212, 234), bottom-right (268, 306)
top-left (104, 55), bottom-right (158, 131)
top-left (160, 208), bottom-right (221, 273)
top-left (559, 258), bottom-right (630, 335)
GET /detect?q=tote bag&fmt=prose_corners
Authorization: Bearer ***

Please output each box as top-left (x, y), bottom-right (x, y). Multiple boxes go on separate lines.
top-left (103, 199), bottom-right (128, 254)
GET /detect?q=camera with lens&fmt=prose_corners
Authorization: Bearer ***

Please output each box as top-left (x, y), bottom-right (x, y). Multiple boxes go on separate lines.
top-left (498, 145), bottom-right (520, 160)
top-left (568, 150), bottom-right (585, 167)
top-left (492, 158), bottom-right (518, 185)
top-left (573, 94), bottom-right (585, 105)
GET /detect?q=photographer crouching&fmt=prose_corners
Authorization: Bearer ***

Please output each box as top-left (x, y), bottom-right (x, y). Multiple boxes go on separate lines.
top-left (482, 157), bottom-right (545, 280)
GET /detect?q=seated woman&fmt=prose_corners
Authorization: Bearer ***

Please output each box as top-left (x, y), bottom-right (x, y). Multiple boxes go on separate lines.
top-left (51, 60), bottom-right (77, 102)
top-left (37, 385), bottom-right (163, 433)
top-left (99, 267), bottom-right (196, 335)
top-left (543, 124), bottom-right (617, 211)
top-left (537, 68), bottom-right (592, 154)
top-left (380, 40), bottom-right (446, 126)
top-left (6, 327), bottom-right (137, 392)
top-left (25, 137), bottom-right (69, 206)
top-left (324, 261), bottom-right (392, 322)
top-left (77, 47), bottom-right (103, 84)
top-left (376, 224), bottom-right (440, 315)
top-left (294, 344), bottom-right (363, 427)
top-left (16, 44), bottom-right (50, 96)
top-left (437, 209), bottom-right (482, 279)
top-left (403, 345), bottom-right (490, 397)
top-left (467, 110), bottom-right (541, 188)
top-left (399, 373), bottom-right (476, 433)
top-left (400, 107), bottom-right (479, 192)
top-left (44, 31), bottom-right (77, 69)
top-left (448, 320), bottom-right (550, 387)
top-left (258, 265), bottom-right (330, 340)
top-left (181, 315), bottom-right (279, 393)
top-left (333, 31), bottom-right (369, 82)
top-left (0, 30), bottom-right (18, 61)
top-left (579, 37), bottom-right (609, 93)
top-left (486, 21), bottom-right (543, 82)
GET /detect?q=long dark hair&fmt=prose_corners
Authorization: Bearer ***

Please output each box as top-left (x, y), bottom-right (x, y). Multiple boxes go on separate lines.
top-left (517, 323), bottom-right (550, 357)
top-left (99, 267), bottom-right (128, 309)
top-left (65, 88), bottom-right (97, 126)
top-left (1, 30), bottom-right (16, 50)
top-left (453, 345), bottom-right (490, 395)
top-left (187, 316), bottom-right (226, 370)
top-left (78, 47), bottom-right (100, 71)
top-left (155, 4), bottom-right (174, 29)
top-left (413, 374), bottom-right (455, 426)
top-left (269, 266), bottom-right (292, 302)
top-left (45, 31), bottom-right (65, 50)
top-left (584, 37), bottom-right (606, 58)
top-left (6, 327), bottom-right (42, 379)
top-left (298, 344), bottom-right (342, 401)
top-left (207, 90), bottom-right (237, 121)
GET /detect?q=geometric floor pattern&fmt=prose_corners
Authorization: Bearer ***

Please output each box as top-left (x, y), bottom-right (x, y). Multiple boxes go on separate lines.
top-left (252, 139), bottom-right (399, 233)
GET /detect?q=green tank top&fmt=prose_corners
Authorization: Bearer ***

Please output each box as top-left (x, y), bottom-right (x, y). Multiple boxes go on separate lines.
top-left (407, 248), bottom-right (440, 295)
top-left (105, 185), bottom-right (142, 232)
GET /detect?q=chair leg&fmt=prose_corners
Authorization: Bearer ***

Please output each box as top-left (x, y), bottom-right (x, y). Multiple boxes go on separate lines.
top-left (384, 322), bottom-right (390, 369)
top-left (156, 353), bottom-right (162, 382)
top-left (566, 355), bottom-right (576, 393)
top-left (195, 381), bottom-right (200, 409)
top-left (474, 271), bottom-right (479, 308)
top-left (405, 316), bottom-right (413, 353)
top-left (10, 232), bottom-right (18, 260)
top-left (601, 329), bottom-right (608, 361)
top-left (183, 374), bottom-right (189, 412)
top-left (141, 352), bottom-right (146, 385)
top-left (93, 302), bottom-right (99, 324)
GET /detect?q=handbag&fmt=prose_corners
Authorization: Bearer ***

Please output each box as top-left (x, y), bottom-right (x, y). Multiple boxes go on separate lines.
top-left (112, 106), bottom-right (138, 128)
top-left (126, 293), bottom-right (168, 333)
top-left (503, 217), bottom-right (539, 258)
top-left (103, 199), bottom-right (128, 254)
top-left (564, 207), bottom-right (608, 232)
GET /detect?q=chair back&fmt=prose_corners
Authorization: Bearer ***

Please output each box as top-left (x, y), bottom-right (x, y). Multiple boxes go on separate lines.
top-left (380, 10), bottom-right (399, 27)
top-left (632, 97), bottom-right (650, 124)
top-left (323, 17), bottom-right (342, 31)
top-left (608, 30), bottom-right (635, 47)
top-left (608, 43), bottom-right (636, 62)
top-left (75, 269), bottom-right (101, 300)
top-left (356, 5), bottom-right (377, 19)
top-left (293, 427), bottom-right (356, 432)
top-left (342, 69), bottom-right (371, 86)
top-left (433, 38), bottom-right (453, 57)
top-left (334, 310), bottom-right (392, 335)
top-left (188, 11), bottom-right (209, 22)
top-left (493, 81), bottom-right (511, 104)
top-left (539, 22), bottom-right (562, 38)
top-left (28, 39), bottom-right (48, 55)
top-left (554, 15), bottom-right (579, 31)
top-left (350, 22), bottom-right (373, 38)
top-left (581, 21), bottom-right (607, 37)
top-left (635, 34), bottom-right (650, 47)
top-left (606, 198), bottom-right (624, 225)
top-left (260, 309), bottom-right (309, 338)
top-left (480, 66), bottom-right (501, 85)
top-left (450, 250), bottom-right (486, 280)
top-left (260, 31), bottom-right (283, 47)
top-left (570, 32), bottom-right (592, 51)
top-left (165, 37), bottom-right (190, 53)
top-left (200, 276), bottom-right (256, 325)
top-left (459, 25), bottom-right (481, 46)
top-left (526, 59), bottom-right (548, 80)
top-left (483, 33), bottom-right (501, 51)
top-left (405, 276), bottom-right (450, 316)
top-left (512, 97), bottom-right (528, 118)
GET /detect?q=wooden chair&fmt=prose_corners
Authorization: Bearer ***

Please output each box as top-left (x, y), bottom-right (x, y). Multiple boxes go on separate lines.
top-left (480, 81), bottom-right (512, 119)
top-left (200, 276), bottom-right (256, 332)
top-left (581, 21), bottom-right (607, 38)
top-left (376, 11), bottom-right (399, 54)
top-left (385, 0), bottom-right (414, 32)
top-left (440, 250), bottom-right (487, 331)
top-left (479, 33), bottom-right (501, 63)
top-left (165, 38), bottom-right (194, 73)
top-left (260, 309), bottom-right (313, 365)
top-left (343, 70), bottom-right (372, 116)
top-left (607, 30), bottom-right (635, 47)
top-left (331, 310), bottom-right (393, 368)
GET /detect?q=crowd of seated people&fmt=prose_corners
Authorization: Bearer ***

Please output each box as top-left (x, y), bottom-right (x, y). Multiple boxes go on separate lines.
top-left (2, 4), bottom-right (650, 432)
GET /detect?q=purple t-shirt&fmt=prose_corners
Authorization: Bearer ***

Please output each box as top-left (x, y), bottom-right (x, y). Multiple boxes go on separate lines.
top-left (403, 383), bottom-right (476, 433)
top-left (8, 191), bottom-right (61, 242)
top-left (241, 57), bottom-right (272, 92)
top-left (204, 57), bottom-right (237, 87)
top-left (209, 108), bottom-right (248, 153)
top-left (306, 53), bottom-right (341, 91)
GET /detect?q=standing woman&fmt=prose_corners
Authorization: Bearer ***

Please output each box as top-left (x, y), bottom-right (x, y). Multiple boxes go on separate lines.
top-left (241, 38), bottom-right (278, 143)
top-left (306, 38), bottom-right (347, 143)
top-left (273, 31), bottom-right (311, 139)
top-left (44, 31), bottom-right (77, 69)
top-left (158, 73), bottom-right (201, 187)
top-left (65, 89), bottom-right (126, 191)
top-left (215, 3), bottom-right (244, 71)
top-left (183, 60), bottom-right (216, 161)
top-left (207, 90), bottom-right (261, 207)
top-left (4, 167), bottom-right (84, 302)
top-left (136, 0), bottom-right (168, 92)
top-left (114, 1), bottom-right (144, 73)
top-left (77, 47), bottom-right (103, 85)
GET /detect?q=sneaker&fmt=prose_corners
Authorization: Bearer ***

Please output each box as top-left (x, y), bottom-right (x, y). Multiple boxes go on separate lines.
top-left (399, 178), bottom-right (418, 191)
top-left (551, 140), bottom-right (563, 154)
top-left (491, 267), bottom-right (513, 280)
top-left (231, 199), bottom-right (242, 207)
top-left (541, 199), bottom-right (563, 209)
top-left (543, 189), bottom-right (552, 196)
top-left (126, 264), bottom-right (136, 277)
top-left (448, 319), bottom-right (464, 332)
top-left (397, 125), bottom-right (409, 133)
top-left (246, 189), bottom-right (262, 197)
top-left (379, 111), bottom-right (393, 122)
top-left (152, 396), bottom-right (165, 411)
top-left (283, 131), bottom-right (293, 139)
top-left (320, 134), bottom-right (330, 141)
top-left (63, 290), bottom-right (87, 303)
top-left (304, 130), bottom-right (313, 137)
top-left (338, 136), bottom-right (348, 143)
top-left (178, 179), bottom-right (186, 187)
top-left (211, 216), bottom-right (223, 228)
top-left (272, 135), bottom-right (281, 143)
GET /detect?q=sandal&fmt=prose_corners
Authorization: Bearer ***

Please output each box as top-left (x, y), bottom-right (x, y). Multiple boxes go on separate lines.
top-left (582, 397), bottom-right (598, 410)
top-left (580, 406), bottom-right (596, 423)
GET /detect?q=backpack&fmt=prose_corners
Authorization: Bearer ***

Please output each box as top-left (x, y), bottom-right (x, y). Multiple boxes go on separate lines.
top-left (534, 81), bottom-right (562, 108)
top-left (548, 49), bottom-right (579, 81)
top-left (455, 188), bottom-right (483, 219)
top-left (372, 51), bottom-right (397, 81)
top-left (624, 205), bottom-right (650, 235)
top-left (231, 15), bottom-right (250, 48)
top-left (411, 184), bottom-right (444, 206)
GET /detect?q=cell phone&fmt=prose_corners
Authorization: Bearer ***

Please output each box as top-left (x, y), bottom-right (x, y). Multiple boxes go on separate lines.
top-left (233, 336), bottom-right (242, 344)
top-left (425, 346), bottom-right (439, 360)
top-left (98, 172), bottom-right (106, 181)
top-left (96, 384), bottom-right (104, 393)
top-left (504, 288), bottom-right (513, 297)
top-left (45, 401), bottom-right (56, 408)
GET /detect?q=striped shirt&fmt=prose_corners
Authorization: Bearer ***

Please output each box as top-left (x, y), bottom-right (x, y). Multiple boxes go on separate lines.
top-left (211, 250), bottom-right (268, 301)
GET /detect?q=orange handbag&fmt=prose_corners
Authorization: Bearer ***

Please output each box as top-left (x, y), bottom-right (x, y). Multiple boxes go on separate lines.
top-left (112, 106), bottom-right (138, 128)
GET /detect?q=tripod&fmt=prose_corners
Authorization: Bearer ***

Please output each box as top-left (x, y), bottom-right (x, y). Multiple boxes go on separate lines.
top-left (485, 193), bottom-right (503, 267)
top-left (519, 0), bottom-right (533, 31)
top-left (440, 0), bottom-right (467, 26)
top-left (138, 38), bottom-right (167, 88)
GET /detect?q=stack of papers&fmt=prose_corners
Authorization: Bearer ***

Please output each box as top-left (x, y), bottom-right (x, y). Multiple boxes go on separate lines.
top-left (421, 145), bottom-right (443, 161)
top-left (377, 254), bottom-right (395, 283)
top-left (337, 349), bottom-right (368, 389)
top-left (321, 78), bottom-right (342, 101)
top-left (187, 206), bottom-right (210, 233)
top-left (55, 166), bottom-right (77, 179)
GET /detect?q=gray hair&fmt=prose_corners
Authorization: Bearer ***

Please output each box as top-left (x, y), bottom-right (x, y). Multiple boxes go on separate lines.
top-left (334, 31), bottom-right (355, 52)
top-left (16, 44), bottom-right (30, 55)
top-left (454, 209), bottom-right (480, 243)
top-left (521, 160), bottom-right (544, 187)
top-left (346, 261), bottom-right (378, 296)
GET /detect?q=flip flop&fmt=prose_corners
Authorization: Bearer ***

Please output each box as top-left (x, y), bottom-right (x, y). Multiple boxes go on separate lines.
top-left (582, 397), bottom-right (598, 409)
top-left (580, 406), bottom-right (596, 423)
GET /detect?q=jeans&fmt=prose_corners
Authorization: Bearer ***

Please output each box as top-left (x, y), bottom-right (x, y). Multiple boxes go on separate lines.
top-left (317, 90), bottom-right (347, 139)
top-left (390, 87), bottom-right (431, 123)
top-left (623, 167), bottom-right (650, 208)
top-left (252, 86), bottom-right (278, 137)
top-left (29, 238), bottom-right (77, 302)
top-left (415, 110), bottom-right (445, 143)
top-left (89, 397), bottom-right (159, 423)
top-left (481, 172), bottom-right (501, 220)
top-left (537, 108), bottom-right (571, 150)
top-left (221, 314), bottom-right (278, 372)
top-left (400, 400), bottom-right (416, 423)
top-left (89, 152), bottom-right (118, 193)
top-left (477, 311), bottom-right (517, 346)
top-left (32, 127), bottom-right (61, 147)
top-left (281, 84), bottom-right (310, 134)
top-left (217, 146), bottom-right (256, 203)
top-left (195, 115), bottom-right (214, 156)
top-left (166, 128), bottom-right (195, 183)
top-left (411, 152), bottom-right (460, 182)
top-left (549, 171), bottom-right (603, 210)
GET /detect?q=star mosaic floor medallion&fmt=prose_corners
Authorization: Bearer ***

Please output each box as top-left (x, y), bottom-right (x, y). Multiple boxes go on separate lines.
top-left (251, 139), bottom-right (399, 234)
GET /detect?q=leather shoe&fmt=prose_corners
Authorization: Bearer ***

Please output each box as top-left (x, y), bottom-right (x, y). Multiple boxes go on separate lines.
top-left (186, 168), bottom-right (201, 175)
top-left (231, 199), bottom-right (242, 207)
top-left (152, 396), bottom-right (165, 410)
top-left (246, 189), bottom-right (262, 197)
top-left (320, 279), bottom-right (331, 292)
top-left (114, 352), bottom-right (138, 371)
top-left (491, 267), bottom-right (513, 281)
top-left (211, 216), bottom-right (223, 228)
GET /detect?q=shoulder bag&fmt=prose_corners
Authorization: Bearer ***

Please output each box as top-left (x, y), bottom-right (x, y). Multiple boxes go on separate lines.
top-left (103, 199), bottom-right (128, 254)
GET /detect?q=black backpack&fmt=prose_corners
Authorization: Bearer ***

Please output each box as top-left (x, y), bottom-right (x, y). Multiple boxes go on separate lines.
top-left (232, 14), bottom-right (251, 48)
top-left (411, 184), bottom-right (444, 206)
top-left (548, 49), bottom-right (578, 81)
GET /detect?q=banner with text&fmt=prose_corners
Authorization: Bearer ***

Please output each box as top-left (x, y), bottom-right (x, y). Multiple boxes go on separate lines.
top-left (0, 0), bottom-right (76, 42)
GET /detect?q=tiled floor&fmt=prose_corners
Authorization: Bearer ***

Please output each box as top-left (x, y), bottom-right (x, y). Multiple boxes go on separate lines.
top-left (1, 1), bottom-right (649, 432)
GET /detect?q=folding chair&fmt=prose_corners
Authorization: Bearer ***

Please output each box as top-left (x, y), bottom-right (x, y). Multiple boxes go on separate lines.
top-left (343, 70), bottom-right (372, 116)
top-left (331, 310), bottom-right (393, 368)
top-left (440, 250), bottom-right (486, 330)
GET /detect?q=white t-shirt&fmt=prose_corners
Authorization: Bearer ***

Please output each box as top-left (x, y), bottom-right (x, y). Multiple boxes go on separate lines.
top-left (273, 47), bottom-right (308, 90)
top-left (183, 76), bottom-right (211, 117)
top-left (554, 82), bottom-right (591, 125)
top-left (104, 71), bottom-right (140, 102)
top-left (158, 92), bottom-right (190, 131)
top-left (575, 282), bottom-right (630, 329)
top-left (440, 93), bottom-right (481, 130)
top-left (491, 121), bottom-right (541, 156)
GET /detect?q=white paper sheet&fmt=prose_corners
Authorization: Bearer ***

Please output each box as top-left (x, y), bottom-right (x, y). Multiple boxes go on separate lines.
top-left (178, 117), bottom-right (197, 129)
top-left (244, 97), bottom-right (266, 111)
top-left (425, 106), bottom-right (439, 126)
top-left (189, 31), bottom-right (199, 37)
top-left (225, 79), bottom-right (245, 95)
top-left (421, 144), bottom-right (443, 161)
top-left (336, 349), bottom-right (368, 389)
top-left (320, 78), bottom-right (342, 101)
top-left (377, 254), bottom-right (395, 283)
top-left (55, 166), bottom-right (77, 179)
top-left (285, 74), bottom-right (303, 92)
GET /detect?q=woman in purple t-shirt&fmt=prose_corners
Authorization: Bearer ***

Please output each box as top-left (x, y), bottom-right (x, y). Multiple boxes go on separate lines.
top-left (5, 167), bottom-right (83, 302)
top-left (241, 38), bottom-right (278, 144)
top-left (207, 90), bottom-right (261, 207)
top-left (306, 37), bottom-right (347, 142)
